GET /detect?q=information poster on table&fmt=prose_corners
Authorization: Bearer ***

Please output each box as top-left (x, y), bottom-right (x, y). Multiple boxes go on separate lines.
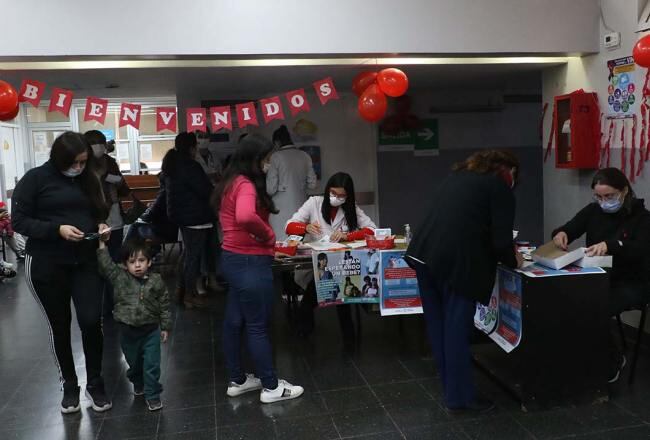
top-left (489, 269), bottom-right (523, 353)
top-left (474, 281), bottom-right (499, 335)
top-left (378, 251), bottom-right (422, 316)
top-left (606, 56), bottom-right (637, 119)
top-left (312, 249), bottom-right (380, 307)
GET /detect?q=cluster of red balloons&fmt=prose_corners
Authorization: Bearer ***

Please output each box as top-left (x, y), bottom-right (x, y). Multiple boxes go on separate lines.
top-left (353, 68), bottom-right (409, 122)
top-left (0, 81), bottom-right (19, 121)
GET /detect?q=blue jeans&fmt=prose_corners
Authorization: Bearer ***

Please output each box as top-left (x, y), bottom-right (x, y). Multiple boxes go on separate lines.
top-left (415, 263), bottom-right (476, 409)
top-left (221, 250), bottom-right (278, 390)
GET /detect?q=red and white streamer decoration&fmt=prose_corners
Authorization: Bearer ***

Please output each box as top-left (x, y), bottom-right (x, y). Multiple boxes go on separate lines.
top-left (603, 119), bottom-right (614, 168)
top-left (630, 114), bottom-right (637, 182)
top-left (544, 105), bottom-right (557, 163)
top-left (621, 119), bottom-right (627, 176)
top-left (638, 104), bottom-right (647, 176)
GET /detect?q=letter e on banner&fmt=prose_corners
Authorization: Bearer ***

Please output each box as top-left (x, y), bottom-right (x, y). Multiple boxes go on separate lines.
top-left (186, 107), bottom-right (207, 133)
top-left (236, 102), bottom-right (259, 128)
top-left (260, 96), bottom-right (285, 124)
top-left (119, 102), bottom-right (142, 129)
top-left (209, 106), bottom-right (232, 132)
top-left (285, 89), bottom-right (310, 116)
top-left (156, 107), bottom-right (177, 132)
top-left (313, 77), bottom-right (339, 105)
top-left (83, 97), bottom-right (109, 124)
top-left (48, 88), bottom-right (73, 116)
top-left (18, 79), bottom-right (46, 107)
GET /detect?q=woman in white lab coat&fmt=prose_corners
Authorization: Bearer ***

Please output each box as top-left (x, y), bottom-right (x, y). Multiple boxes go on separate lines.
top-left (285, 172), bottom-right (376, 339)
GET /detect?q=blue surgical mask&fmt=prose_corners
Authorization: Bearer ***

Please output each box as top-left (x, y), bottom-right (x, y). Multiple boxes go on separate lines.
top-left (599, 198), bottom-right (623, 213)
top-left (62, 166), bottom-right (84, 178)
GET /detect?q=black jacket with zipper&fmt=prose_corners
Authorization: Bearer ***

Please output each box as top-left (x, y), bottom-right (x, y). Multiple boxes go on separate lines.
top-left (406, 171), bottom-right (518, 304)
top-left (163, 156), bottom-right (214, 226)
top-left (11, 161), bottom-right (100, 263)
top-left (552, 198), bottom-right (650, 284)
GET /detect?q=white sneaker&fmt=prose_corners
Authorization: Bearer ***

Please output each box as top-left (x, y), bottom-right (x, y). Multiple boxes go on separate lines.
top-left (260, 379), bottom-right (304, 404)
top-left (226, 374), bottom-right (262, 397)
top-left (0, 260), bottom-right (13, 269)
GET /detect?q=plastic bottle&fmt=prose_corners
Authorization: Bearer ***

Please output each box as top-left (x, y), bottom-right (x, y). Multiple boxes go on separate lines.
top-left (404, 224), bottom-right (412, 245)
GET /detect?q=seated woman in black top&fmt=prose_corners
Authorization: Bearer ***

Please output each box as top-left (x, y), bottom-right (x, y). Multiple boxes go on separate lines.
top-left (552, 167), bottom-right (650, 383)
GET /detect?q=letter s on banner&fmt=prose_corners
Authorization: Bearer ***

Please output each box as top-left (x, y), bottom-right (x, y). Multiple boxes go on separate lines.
top-left (285, 89), bottom-right (310, 116)
top-left (186, 107), bottom-right (207, 133)
top-left (313, 77), bottom-right (339, 105)
top-left (259, 96), bottom-right (285, 124)
top-left (156, 107), bottom-right (177, 132)
top-left (18, 79), bottom-right (46, 107)
top-left (83, 97), bottom-right (109, 124)
top-left (48, 87), bottom-right (73, 116)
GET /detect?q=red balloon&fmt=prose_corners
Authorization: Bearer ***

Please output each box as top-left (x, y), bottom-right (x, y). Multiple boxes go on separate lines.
top-left (634, 35), bottom-right (650, 68)
top-left (377, 68), bottom-right (409, 97)
top-left (352, 71), bottom-right (378, 97)
top-left (0, 104), bottom-right (18, 121)
top-left (358, 84), bottom-right (387, 122)
top-left (0, 80), bottom-right (18, 115)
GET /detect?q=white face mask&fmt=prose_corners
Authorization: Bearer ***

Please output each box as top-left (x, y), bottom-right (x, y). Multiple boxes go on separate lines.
top-left (330, 196), bottom-right (346, 207)
top-left (62, 166), bottom-right (85, 178)
top-left (91, 144), bottom-right (106, 158)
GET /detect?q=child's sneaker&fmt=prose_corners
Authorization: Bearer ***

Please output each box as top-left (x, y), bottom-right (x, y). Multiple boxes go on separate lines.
top-left (147, 399), bottom-right (163, 411)
top-left (260, 379), bottom-right (304, 404)
top-left (133, 384), bottom-right (144, 396)
top-left (0, 260), bottom-right (14, 270)
top-left (227, 373), bottom-right (262, 397)
top-left (0, 266), bottom-right (16, 279)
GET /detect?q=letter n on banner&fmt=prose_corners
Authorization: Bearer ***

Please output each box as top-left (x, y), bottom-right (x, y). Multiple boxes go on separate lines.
top-left (285, 89), bottom-right (310, 116)
top-left (18, 79), bottom-right (46, 107)
top-left (210, 106), bottom-right (232, 132)
top-left (156, 107), bottom-right (177, 132)
top-left (313, 77), bottom-right (339, 105)
top-left (186, 107), bottom-right (207, 133)
top-left (260, 96), bottom-right (285, 124)
top-left (119, 102), bottom-right (142, 129)
top-left (84, 97), bottom-right (109, 124)
top-left (48, 88), bottom-right (74, 116)
top-left (236, 102), bottom-right (259, 128)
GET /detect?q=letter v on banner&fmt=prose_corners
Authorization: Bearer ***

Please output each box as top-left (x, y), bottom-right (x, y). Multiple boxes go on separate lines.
top-left (259, 96), bottom-right (285, 124)
top-left (285, 89), bottom-right (310, 116)
top-left (18, 79), bottom-right (46, 107)
top-left (119, 102), bottom-right (142, 129)
top-left (156, 107), bottom-right (177, 132)
top-left (313, 77), bottom-right (339, 105)
top-left (83, 97), bottom-right (109, 124)
top-left (186, 107), bottom-right (207, 133)
top-left (236, 102), bottom-right (259, 128)
top-left (48, 88), bottom-right (73, 116)
top-left (210, 106), bottom-right (232, 132)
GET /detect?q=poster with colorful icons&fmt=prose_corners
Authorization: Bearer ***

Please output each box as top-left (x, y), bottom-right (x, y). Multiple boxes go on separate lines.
top-left (607, 56), bottom-right (637, 119)
top-left (379, 251), bottom-right (422, 316)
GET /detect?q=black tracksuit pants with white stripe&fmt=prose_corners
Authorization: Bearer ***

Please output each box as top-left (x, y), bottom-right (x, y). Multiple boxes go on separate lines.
top-left (26, 255), bottom-right (105, 390)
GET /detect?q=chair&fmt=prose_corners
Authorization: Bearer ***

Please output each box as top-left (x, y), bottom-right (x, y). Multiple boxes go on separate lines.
top-left (617, 305), bottom-right (649, 384)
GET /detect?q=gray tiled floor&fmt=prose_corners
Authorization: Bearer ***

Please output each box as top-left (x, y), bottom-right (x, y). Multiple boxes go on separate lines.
top-left (1, 259), bottom-right (650, 440)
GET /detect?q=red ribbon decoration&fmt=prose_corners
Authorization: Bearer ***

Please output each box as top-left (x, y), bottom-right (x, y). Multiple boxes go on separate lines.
top-left (630, 114), bottom-right (637, 182)
top-left (639, 104), bottom-right (647, 176)
top-left (621, 119), bottom-right (626, 177)
top-left (603, 120), bottom-right (614, 168)
top-left (540, 103), bottom-right (548, 141)
top-left (544, 104), bottom-right (556, 163)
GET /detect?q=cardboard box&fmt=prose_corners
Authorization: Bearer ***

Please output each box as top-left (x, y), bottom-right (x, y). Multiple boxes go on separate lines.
top-left (532, 242), bottom-right (585, 269)
top-left (575, 255), bottom-right (613, 268)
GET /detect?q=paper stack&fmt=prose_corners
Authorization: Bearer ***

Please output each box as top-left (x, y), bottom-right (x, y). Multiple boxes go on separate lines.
top-left (532, 242), bottom-right (585, 270)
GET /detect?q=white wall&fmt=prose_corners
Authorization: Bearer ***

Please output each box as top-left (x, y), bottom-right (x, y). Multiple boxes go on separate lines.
top-left (5, 0), bottom-right (598, 57)
top-left (541, 0), bottom-right (649, 328)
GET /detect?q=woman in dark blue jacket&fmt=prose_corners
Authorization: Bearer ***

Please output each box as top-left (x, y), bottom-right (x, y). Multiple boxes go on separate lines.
top-left (162, 132), bottom-right (215, 308)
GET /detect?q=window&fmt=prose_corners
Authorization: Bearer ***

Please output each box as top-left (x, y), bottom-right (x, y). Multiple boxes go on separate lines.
top-left (25, 106), bottom-right (70, 123)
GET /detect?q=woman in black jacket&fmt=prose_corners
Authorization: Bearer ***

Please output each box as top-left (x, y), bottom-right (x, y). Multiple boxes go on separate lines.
top-left (406, 150), bottom-right (523, 414)
top-left (12, 132), bottom-right (113, 414)
top-left (162, 132), bottom-right (216, 308)
top-left (552, 167), bottom-right (650, 383)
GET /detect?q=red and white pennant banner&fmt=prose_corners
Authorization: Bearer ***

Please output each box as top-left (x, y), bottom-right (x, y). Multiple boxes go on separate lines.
top-left (13, 77), bottom-right (339, 133)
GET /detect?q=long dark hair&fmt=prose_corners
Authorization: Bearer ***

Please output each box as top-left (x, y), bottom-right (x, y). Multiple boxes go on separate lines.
top-left (453, 150), bottom-right (520, 185)
top-left (322, 172), bottom-right (358, 231)
top-left (161, 132), bottom-right (197, 177)
top-left (212, 133), bottom-right (277, 213)
top-left (272, 125), bottom-right (292, 147)
top-left (49, 131), bottom-right (108, 220)
top-left (592, 167), bottom-right (635, 212)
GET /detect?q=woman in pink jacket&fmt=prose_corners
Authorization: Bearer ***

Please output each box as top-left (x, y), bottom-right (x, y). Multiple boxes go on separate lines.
top-left (213, 134), bottom-right (304, 404)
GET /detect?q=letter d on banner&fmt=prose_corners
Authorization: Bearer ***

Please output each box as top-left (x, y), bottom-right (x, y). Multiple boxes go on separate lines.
top-left (260, 96), bottom-right (285, 124)
top-left (18, 79), bottom-right (46, 107)
top-left (285, 89), bottom-right (310, 116)
top-left (186, 107), bottom-right (207, 133)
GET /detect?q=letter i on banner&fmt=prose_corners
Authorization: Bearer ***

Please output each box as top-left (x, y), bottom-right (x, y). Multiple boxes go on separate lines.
top-left (285, 89), bottom-right (310, 116)
top-left (119, 102), bottom-right (142, 129)
top-left (186, 108), bottom-right (207, 133)
top-left (18, 79), bottom-right (46, 107)
top-left (83, 97), bottom-right (109, 124)
top-left (313, 77), bottom-right (339, 105)
top-left (156, 107), bottom-right (177, 132)
top-left (259, 96), bottom-right (285, 124)
top-left (48, 88), bottom-right (74, 116)
top-left (236, 102), bottom-right (259, 128)
top-left (209, 106), bottom-right (232, 132)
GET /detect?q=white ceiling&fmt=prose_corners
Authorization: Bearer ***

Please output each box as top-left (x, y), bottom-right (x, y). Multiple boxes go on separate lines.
top-left (0, 63), bottom-right (550, 100)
